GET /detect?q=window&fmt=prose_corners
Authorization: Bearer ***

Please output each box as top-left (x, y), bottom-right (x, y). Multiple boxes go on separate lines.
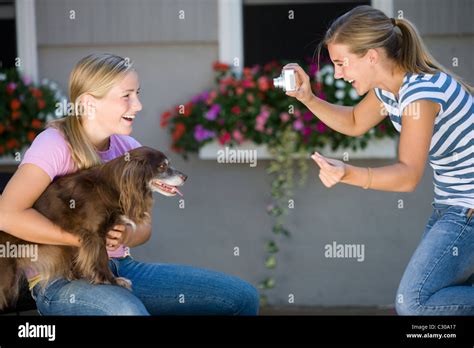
top-left (0, 0), bottom-right (16, 69)
top-left (243, 1), bottom-right (369, 66)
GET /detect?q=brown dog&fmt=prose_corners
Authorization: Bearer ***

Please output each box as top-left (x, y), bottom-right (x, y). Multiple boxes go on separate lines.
top-left (0, 146), bottom-right (186, 309)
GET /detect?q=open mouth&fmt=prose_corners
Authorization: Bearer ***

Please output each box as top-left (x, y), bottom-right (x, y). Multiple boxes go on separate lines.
top-left (151, 179), bottom-right (183, 196)
top-left (122, 115), bottom-right (135, 123)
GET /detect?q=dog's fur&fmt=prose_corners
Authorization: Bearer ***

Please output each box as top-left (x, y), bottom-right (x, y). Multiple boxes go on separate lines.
top-left (0, 146), bottom-right (186, 310)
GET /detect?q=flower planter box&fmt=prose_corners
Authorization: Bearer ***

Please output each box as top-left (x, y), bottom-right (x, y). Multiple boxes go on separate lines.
top-left (0, 150), bottom-right (26, 166)
top-left (198, 137), bottom-right (398, 160)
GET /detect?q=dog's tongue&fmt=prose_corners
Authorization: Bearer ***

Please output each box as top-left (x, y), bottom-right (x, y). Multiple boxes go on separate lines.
top-left (173, 187), bottom-right (183, 196)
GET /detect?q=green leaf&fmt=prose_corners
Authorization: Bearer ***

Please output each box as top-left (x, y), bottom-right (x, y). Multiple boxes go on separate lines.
top-left (258, 277), bottom-right (275, 289)
top-left (265, 240), bottom-right (279, 253)
top-left (265, 255), bottom-right (277, 269)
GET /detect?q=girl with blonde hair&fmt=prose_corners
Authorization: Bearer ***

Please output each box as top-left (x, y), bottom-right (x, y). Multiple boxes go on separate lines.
top-left (0, 53), bottom-right (259, 315)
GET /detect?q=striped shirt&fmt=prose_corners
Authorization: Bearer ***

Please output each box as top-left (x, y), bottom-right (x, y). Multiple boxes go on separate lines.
top-left (374, 71), bottom-right (474, 208)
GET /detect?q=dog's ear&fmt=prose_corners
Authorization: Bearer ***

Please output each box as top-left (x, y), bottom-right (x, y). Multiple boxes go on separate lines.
top-left (118, 157), bottom-right (150, 222)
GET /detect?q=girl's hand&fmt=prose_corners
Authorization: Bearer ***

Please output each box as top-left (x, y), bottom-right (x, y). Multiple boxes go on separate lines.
top-left (312, 152), bottom-right (346, 188)
top-left (282, 63), bottom-right (315, 104)
top-left (106, 224), bottom-right (132, 251)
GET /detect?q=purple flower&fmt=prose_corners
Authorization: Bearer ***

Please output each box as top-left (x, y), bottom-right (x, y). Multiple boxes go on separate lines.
top-left (191, 91), bottom-right (210, 103)
top-left (293, 119), bottom-right (304, 131)
top-left (205, 104), bottom-right (221, 120)
top-left (22, 75), bottom-right (32, 85)
top-left (194, 125), bottom-right (216, 142)
top-left (316, 122), bottom-right (328, 133)
top-left (302, 127), bottom-right (312, 136)
top-left (303, 111), bottom-right (313, 121)
top-left (309, 63), bottom-right (318, 77)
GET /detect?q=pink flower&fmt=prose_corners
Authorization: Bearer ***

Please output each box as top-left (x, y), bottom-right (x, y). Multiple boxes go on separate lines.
top-left (242, 80), bottom-right (255, 88)
top-left (247, 94), bottom-right (255, 104)
top-left (257, 76), bottom-right (271, 92)
top-left (280, 112), bottom-right (290, 123)
top-left (6, 82), bottom-right (17, 95)
top-left (232, 130), bottom-right (244, 144)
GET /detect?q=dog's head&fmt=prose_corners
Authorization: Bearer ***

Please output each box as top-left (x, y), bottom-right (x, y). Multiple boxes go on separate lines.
top-left (124, 146), bottom-right (187, 197)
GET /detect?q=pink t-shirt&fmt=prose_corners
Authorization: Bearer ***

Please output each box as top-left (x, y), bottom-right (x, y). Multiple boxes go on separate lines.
top-left (19, 127), bottom-right (142, 261)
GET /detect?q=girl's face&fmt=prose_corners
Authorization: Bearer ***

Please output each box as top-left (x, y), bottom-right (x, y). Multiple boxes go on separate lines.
top-left (87, 70), bottom-right (142, 137)
top-left (327, 42), bottom-right (377, 95)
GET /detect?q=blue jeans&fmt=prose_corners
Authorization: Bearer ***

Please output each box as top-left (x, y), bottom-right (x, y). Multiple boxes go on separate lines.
top-left (31, 256), bottom-right (259, 315)
top-left (395, 202), bottom-right (474, 315)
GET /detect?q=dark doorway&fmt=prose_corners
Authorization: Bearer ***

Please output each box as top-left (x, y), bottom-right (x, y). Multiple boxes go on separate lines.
top-left (243, 1), bottom-right (369, 66)
top-left (0, 0), bottom-right (17, 69)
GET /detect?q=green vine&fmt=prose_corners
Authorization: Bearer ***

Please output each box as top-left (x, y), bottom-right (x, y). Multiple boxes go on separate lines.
top-left (258, 128), bottom-right (309, 305)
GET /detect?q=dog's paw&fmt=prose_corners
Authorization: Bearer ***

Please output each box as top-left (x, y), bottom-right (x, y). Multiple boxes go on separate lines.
top-left (115, 277), bottom-right (133, 290)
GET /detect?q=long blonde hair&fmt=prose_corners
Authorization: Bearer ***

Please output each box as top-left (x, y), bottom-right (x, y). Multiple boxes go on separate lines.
top-left (47, 53), bottom-right (133, 169)
top-left (317, 5), bottom-right (472, 93)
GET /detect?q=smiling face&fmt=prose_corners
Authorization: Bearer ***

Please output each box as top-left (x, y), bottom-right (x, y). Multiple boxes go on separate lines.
top-left (82, 71), bottom-right (142, 138)
top-left (327, 42), bottom-right (379, 96)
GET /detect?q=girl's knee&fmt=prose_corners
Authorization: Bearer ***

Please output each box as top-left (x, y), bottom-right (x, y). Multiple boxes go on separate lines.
top-left (234, 282), bottom-right (260, 316)
top-left (105, 299), bottom-right (150, 315)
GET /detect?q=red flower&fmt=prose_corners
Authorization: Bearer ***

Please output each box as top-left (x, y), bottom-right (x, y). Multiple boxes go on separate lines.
top-left (11, 111), bottom-right (21, 120)
top-left (242, 80), bottom-right (255, 88)
top-left (243, 67), bottom-right (253, 79)
top-left (183, 102), bottom-right (193, 117)
top-left (10, 99), bottom-right (21, 111)
top-left (0, 124), bottom-right (4, 134)
top-left (31, 87), bottom-right (43, 98)
top-left (218, 132), bottom-right (231, 145)
top-left (0, 145), bottom-right (4, 154)
top-left (213, 61), bottom-right (230, 72)
top-left (37, 99), bottom-right (46, 110)
top-left (160, 111), bottom-right (172, 128)
top-left (32, 119), bottom-right (42, 129)
top-left (231, 106), bottom-right (241, 115)
top-left (257, 76), bottom-right (271, 92)
top-left (27, 131), bottom-right (36, 142)
top-left (172, 123), bottom-right (186, 142)
top-left (6, 139), bottom-right (18, 149)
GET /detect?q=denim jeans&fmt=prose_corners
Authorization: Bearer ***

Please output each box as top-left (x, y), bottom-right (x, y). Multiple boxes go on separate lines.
top-left (395, 202), bottom-right (474, 315)
top-left (31, 256), bottom-right (259, 315)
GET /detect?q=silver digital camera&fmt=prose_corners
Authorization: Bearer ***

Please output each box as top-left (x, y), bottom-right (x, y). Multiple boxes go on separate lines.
top-left (273, 69), bottom-right (296, 92)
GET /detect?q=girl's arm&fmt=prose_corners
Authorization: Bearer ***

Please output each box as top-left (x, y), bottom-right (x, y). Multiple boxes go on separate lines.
top-left (0, 164), bottom-right (81, 246)
top-left (284, 63), bottom-right (387, 136)
top-left (341, 100), bottom-right (440, 192)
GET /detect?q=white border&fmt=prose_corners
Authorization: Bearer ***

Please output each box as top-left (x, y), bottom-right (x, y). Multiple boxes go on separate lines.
top-left (15, 0), bottom-right (39, 83)
top-left (218, 0), bottom-right (244, 71)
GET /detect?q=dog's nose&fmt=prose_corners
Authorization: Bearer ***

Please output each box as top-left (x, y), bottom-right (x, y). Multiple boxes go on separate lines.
top-left (179, 173), bottom-right (188, 182)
